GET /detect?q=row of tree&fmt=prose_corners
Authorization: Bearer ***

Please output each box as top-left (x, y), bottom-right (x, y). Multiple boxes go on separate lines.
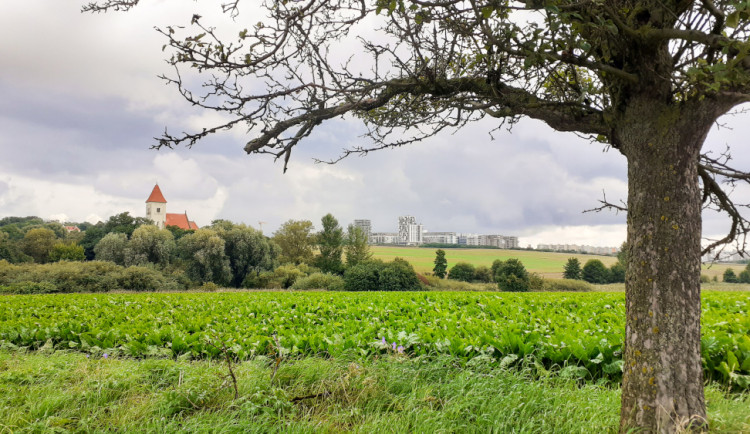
top-left (1, 213), bottom-right (373, 289)
top-left (431, 249), bottom-right (532, 292)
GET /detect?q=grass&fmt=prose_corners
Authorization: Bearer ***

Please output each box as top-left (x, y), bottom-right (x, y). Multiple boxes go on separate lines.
top-left (1, 351), bottom-right (748, 433)
top-left (371, 246), bottom-right (618, 278)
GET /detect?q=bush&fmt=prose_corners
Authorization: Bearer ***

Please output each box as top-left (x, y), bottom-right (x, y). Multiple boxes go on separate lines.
top-left (291, 272), bottom-right (345, 291)
top-left (700, 274), bottom-right (711, 283)
top-left (0, 261), bottom-right (182, 293)
top-left (0, 281), bottom-right (60, 294)
top-left (723, 268), bottom-right (739, 283)
top-left (448, 262), bottom-right (475, 282)
top-left (378, 258), bottom-right (421, 291)
top-left (343, 260), bottom-right (386, 291)
top-left (739, 270), bottom-right (750, 284)
top-left (582, 259), bottom-right (610, 284)
top-left (245, 263), bottom-right (318, 289)
top-left (608, 262), bottom-right (626, 283)
top-left (528, 273), bottom-right (545, 291)
top-left (474, 265), bottom-right (493, 283)
top-left (114, 266), bottom-right (182, 292)
top-left (543, 279), bottom-right (593, 292)
top-left (495, 258), bottom-right (530, 292)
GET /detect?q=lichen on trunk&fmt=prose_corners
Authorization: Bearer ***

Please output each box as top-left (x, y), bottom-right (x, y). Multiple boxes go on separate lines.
top-left (617, 100), bottom-right (713, 433)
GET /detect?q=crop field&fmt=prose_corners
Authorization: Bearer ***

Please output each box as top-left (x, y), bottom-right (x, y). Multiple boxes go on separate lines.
top-left (371, 246), bottom-right (747, 280)
top-left (371, 246), bottom-right (618, 277)
top-left (1, 291), bottom-right (748, 389)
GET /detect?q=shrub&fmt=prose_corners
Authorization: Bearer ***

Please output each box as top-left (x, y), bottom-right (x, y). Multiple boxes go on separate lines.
top-left (723, 268), bottom-right (739, 283)
top-left (246, 263), bottom-right (318, 289)
top-left (543, 279), bottom-right (593, 292)
top-left (378, 258), bottom-right (421, 291)
top-left (448, 262), bottom-right (475, 282)
top-left (495, 258), bottom-right (530, 292)
top-left (291, 272), bottom-right (345, 291)
top-left (528, 273), bottom-right (545, 291)
top-left (700, 274), bottom-right (711, 283)
top-left (200, 282), bottom-right (219, 292)
top-left (609, 262), bottom-right (626, 283)
top-left (474, 265), bottom-right (493, 283)
top-left (343, 260), bottom-right (386, 291)
top-left (582, 259), bottom-right (610, 284)
top-left (739, 270), bottom-right (750, 284)
top-left (0, 281), bottom-right (60, 294)
top-left (114, 266), bottom-right (181, 292)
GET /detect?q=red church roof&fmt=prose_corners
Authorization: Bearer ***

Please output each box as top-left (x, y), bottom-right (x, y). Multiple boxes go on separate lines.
top-left (146, 184), bottom-right (167, 203)
top-left (166, 212), bottom-right (199, 230)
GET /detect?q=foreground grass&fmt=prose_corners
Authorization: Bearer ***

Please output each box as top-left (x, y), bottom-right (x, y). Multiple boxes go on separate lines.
top-left (0, 352), bottom-right (748, 433)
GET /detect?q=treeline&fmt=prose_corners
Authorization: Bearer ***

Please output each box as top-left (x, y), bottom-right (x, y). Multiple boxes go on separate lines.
top-left (720, 263), bottom-right (750, 283)
top-left (430, 250), bottom-right (593, 292)
top-left (1, 213), bottom-right (424, 293)
top-left (560, 244), bottom-right (628, 285)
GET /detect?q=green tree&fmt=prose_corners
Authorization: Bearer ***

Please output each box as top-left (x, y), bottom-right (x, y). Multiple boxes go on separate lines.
top-left (448, 262), bottom-right (475, 282)
top-left (94, 232), bottom-right (128, 265)
top-left (48, 243), bottom-right (85, 262)
top-left (0, 231), bottom-right (31, 263)
top-left (85, 0), bottom-right (750, 428)
top-left (474, 265), bottom-right (493, 283)
top-left (273, 220), bottom-right (315, 265)
top-left (616, 242), bottom-right (629, 269)
top-left (211, 220), bottom-right (278, 287)
top-left (344, 224), bottom-right (372, 267)
top-left (432, 249), bottom-right (447, 279)
top-left (178, 229), bottom-right (231, 285)
top-left (609, 262), bottom-right (626, 284)
top-left (738, 269), bottom-right (750, 283)
top-left (314, 214), bottom-right (345, 274)
top-left (582, 259), bottom-right (610, 285)
top-left (495, 258), bottom-right (530, 292)
top-left (126, 225), bottom-right (175, 267)
top-left (723, 268), bottom-right (739, 283)
top-left (378, 258), bottom-right (421, 291)
top-left (21, 228), bottom-right (57, 264)
top-left (563, 258), bottom-right (582, 280)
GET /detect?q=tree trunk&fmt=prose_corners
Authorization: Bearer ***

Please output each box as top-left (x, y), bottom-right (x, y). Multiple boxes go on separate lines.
top-left (617, 99), bottom-right (715, 433)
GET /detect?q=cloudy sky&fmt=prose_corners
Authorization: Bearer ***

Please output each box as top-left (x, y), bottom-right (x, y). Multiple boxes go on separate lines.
top-left (0, 2), bottom-right (748, 248)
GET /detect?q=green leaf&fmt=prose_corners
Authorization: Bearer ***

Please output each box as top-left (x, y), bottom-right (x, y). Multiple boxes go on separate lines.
top-left (726, 11), bottom-right (740, 29)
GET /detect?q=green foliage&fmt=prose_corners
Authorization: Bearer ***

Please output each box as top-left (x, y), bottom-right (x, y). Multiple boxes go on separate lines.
top-left (48, 243), bottom-right (85, 262)
top-left (608, 262), bottom-right (626, 284)
top-left (432, 249), bottom-right (448, 279)
top-left (245, 263), bottom-right (317, 289)
top-left (273, 220), bottom-right (316, 265)
top-left (20, 228), bottom-right (58, 264)
top-left (495, 258), bottom-right (530, 292)
top-left (291, 272), bottom-right (346, 291)
top-left (0, 232), bottom-right (31, 264)
top-left (0, 291), bottom-right (747, 390)
top-left (94, 232), bottom-right (128, 265)
top-left (178, 229), bottom-right (231, 286)
top-left (724, 268), bottom-right (739, 283)
top-left (701, 274), bottom-right (711, 283)
top-left (314, 213), bottom-right (344, 274)
top-left (0, 260), bottom-right (182, 293)
top-left (343, 258), bottom-right (419, 291)
top-left (473, 265), bottom-right (493, 283)
top-left (528, 273), bottom-right (545, 291)
top-left (127, 225), bottom-right (175, 267)
top-left (343, 260), bottom-right (386, 291)
top-left (378, 258), bottom-right (422, 291)
top-left (211, 221), bottom-right (278, 287)
top-left (543, 279), bottom-right (593, 292)
top-left (563, 258), bottom-right (582, 280)
top-left (582, 259), bottom-right (610, 284)
top-left (741, 270), bottom-right (750, 284)
top-left (344, 224), bottom-right (372, 267)
top-left (448, 262), bottom-right (475, 282)
top-left (616, 242), bottom-right (628, 269)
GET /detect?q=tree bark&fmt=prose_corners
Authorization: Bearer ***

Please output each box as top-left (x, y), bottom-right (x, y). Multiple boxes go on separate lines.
top-left (617, 98), bottom-right (714, 433)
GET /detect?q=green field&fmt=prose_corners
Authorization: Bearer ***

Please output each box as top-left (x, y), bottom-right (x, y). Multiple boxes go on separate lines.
top-left (371, 246), bottom-right (747, 280)
top-left (371, 246), bottom-right (618, 278)
top-left (2, 291), bottom-right (748, 389)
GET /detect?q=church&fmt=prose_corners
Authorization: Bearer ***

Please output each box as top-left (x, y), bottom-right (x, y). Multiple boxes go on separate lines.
top-left (145, 184), bottom-right (199, 230)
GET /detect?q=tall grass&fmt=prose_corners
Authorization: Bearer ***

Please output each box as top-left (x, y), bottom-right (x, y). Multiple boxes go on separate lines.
top-left (0, 351), bottom-right (748, 433)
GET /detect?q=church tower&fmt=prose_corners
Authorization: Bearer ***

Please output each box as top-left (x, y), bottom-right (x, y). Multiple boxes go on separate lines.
top-left (146, 184), bottom-right (167, 229)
